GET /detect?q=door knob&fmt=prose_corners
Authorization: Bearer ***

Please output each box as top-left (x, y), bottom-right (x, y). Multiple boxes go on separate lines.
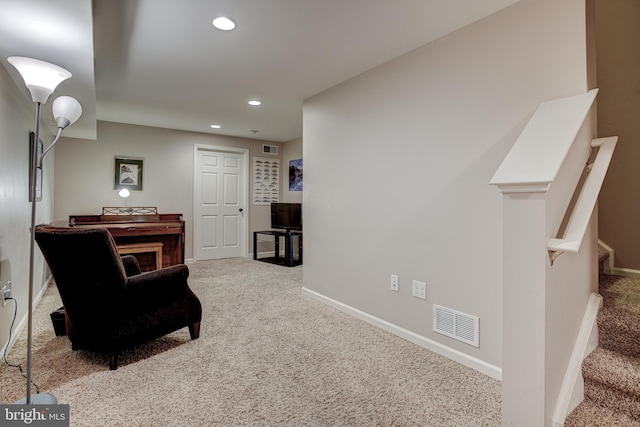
top-left (239, 208), bottom-right (243, 213)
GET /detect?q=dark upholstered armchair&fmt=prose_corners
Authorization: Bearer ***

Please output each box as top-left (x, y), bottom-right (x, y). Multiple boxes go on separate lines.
top-left (35, 225), bottom-right (202, 370)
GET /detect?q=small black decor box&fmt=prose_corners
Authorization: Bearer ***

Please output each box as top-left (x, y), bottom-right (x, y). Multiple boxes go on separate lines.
top-left (50, 307), bottom-right (66, 336)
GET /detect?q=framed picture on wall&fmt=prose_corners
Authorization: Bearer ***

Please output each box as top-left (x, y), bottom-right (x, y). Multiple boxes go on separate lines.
top-left (289, 158), bottom-right (303, 191)
top-left (114, 157), bottom-right (143, 191)
top-left (29, 131), bottom-right (43, 202)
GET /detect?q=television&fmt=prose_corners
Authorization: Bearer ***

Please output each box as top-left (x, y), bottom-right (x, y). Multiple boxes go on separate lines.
top-left (271, 203), bottom-right (302, 231)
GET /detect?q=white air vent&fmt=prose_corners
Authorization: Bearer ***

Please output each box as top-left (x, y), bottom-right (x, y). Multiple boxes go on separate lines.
top-left (433, 305), bottom-right (479, 347)
top-left (262, 144), bottom-right (278, 155)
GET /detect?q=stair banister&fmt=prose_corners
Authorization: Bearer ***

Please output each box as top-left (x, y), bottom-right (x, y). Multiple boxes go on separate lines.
top-left (547, 136), bottom-right (618, 262)
top-left (490, 89), bottom-right (609, 427)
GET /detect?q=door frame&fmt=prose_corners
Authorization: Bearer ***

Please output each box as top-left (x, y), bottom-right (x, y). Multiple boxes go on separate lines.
top-left (193, 144), bottom-right (250, 261)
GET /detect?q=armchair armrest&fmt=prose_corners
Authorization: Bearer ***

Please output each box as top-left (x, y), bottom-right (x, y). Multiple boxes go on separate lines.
top-left (125, 264), bottom-right (191, 307)
top-left (121, 255), bottom-right (142, 277)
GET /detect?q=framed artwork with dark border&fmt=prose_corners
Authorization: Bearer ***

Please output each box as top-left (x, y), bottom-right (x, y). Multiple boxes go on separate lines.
top-left (114, 157), bottom-right (143, 191)
top-left (29, 131), bottom-right (43, 202)
top-left (289, 158), bottom-right (303, 191)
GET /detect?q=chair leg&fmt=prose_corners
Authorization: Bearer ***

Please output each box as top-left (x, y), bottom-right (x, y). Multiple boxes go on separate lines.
top-left (108, 353), bottom-right (118, 370)
top-left (189, 322), bottom-right (200, 339)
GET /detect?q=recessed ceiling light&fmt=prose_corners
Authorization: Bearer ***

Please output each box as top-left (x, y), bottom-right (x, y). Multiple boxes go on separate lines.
top-left (248, 100), bottom-right (261, 106)
top-left (210, 124), bottom-right (221, 129)
top-left (212, 16), bottom-right (236, 31)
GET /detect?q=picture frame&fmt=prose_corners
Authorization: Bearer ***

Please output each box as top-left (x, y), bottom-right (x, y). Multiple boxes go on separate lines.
top-left (289, 158), bottom-right (303, 191)
top-left (29, 131), bottom-right (43, 202)
top-left (114, 157), bottom-right (143, 191)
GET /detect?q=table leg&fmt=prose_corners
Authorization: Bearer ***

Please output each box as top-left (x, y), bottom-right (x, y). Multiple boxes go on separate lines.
top-left (286, 234), bottom-right (293, 267)
top-left (253, 232), bottom-right (258, 260)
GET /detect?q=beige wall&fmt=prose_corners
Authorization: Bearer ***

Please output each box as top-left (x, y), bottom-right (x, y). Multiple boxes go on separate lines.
top-left (54, 121), bottom-right (282, 259)
top-left (0, 64), bottom-right (55, 352)
top-left (303, 0), bottom-right (590, 373)
top-left (596, 0), bottom-right (640, 269)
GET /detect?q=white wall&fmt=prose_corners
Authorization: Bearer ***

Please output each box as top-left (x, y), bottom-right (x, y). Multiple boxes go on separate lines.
top-left (0, 64), bottom-right (55, 353)
top-left (303, 0), bottom-right (590, 373)
top-left (54, 121), bottom-right (282, 258)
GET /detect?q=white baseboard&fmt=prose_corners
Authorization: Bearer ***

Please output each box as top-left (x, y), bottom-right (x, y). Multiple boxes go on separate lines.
top-left (249, 251), bottom-right (287, 260)
top-left (598, 239), bottom-right (640, 278)
top-left (257, 250), bottom-right (278, 257)
top-left (604, 266), bottom-right (640, 279)
top-left (301, 287), bottom-right (502, 381)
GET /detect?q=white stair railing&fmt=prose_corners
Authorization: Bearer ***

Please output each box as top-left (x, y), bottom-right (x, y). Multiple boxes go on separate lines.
top-left (548, 136), bottom-right (618, 263)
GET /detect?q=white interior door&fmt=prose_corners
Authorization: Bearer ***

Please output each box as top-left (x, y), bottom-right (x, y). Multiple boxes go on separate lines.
top-left (195, 147), bottom-right (247, 260)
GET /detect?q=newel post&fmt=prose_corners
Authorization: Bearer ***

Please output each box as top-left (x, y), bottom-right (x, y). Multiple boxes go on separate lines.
top-left (497, 183), bottom-right (551, 427)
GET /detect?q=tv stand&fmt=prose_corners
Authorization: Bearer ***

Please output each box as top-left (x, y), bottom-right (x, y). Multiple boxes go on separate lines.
top-left (253, 230), bottom-right (302, 267)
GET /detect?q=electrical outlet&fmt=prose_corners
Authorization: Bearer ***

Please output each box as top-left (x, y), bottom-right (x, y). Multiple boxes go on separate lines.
top-left (412, 280), bottom-right (426, 300)
top-left (390, 274), bottom-right (399, 292)
top-left (2, 281), bottom-right (11, 307)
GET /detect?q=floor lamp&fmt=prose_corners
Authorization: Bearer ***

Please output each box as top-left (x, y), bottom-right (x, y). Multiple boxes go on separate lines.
top-left (8, 56), bottom-right (83, 405)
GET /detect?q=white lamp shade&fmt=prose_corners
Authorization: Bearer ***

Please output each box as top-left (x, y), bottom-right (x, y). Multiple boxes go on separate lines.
top-left (52, 96), bottom-right (82, 129)
top-left (118, 188), bottom-right (131, 198)
top-left (7, 57), bottom-right (71, 103)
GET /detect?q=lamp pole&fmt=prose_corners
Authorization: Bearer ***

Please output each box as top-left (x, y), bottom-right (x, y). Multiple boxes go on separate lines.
top-left (8, 57), bottom-right (82, 405)
top-left (25, 101), bottom-right (42, 404)
top-left (17, 104), bottom-right (76, 405)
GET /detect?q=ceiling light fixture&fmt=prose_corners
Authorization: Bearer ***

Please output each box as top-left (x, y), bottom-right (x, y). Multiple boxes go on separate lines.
top-left (248, 100), bottom-right (261, 106)
top-left (210, 124), bottom-right (221, 129)
top-left (212, 16), bottom-right (236, 31)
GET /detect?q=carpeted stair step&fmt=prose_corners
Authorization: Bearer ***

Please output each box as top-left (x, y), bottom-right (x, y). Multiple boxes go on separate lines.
top-left (597, 307), bottom-right (640, 359)
top-left (565, 268), bottom-right (640, 426)
top-left (565, 399), bottom-right (640, 427)
top-left (597, 273), bottom-right (640, 359)
top-left (580, 347), bottom-right (640, 420)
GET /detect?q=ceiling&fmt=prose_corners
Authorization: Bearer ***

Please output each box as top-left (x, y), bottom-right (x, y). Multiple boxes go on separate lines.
top-left (0, 0), bottom-right (519, 142)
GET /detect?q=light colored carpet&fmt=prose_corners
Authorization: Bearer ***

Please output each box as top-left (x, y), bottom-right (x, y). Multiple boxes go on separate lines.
top-left (565, 268), bottom-right (640, 427)
top-left (1, 258), bottom-right (501, 426)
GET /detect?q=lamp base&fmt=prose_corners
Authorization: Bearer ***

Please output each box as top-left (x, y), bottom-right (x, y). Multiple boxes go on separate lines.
top-left (13, 393), bottom-right (57, 404)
